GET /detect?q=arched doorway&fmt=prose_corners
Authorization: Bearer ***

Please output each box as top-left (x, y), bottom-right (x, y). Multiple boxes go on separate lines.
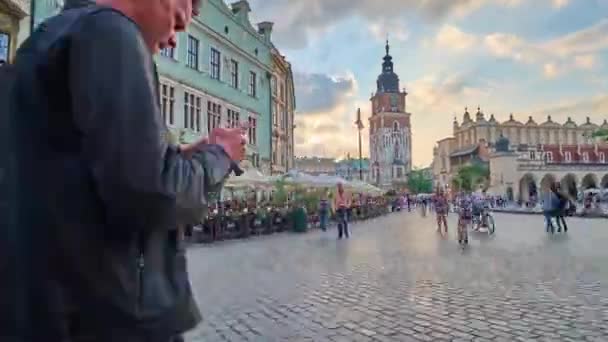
top-left (602, 174), bottom-right (608, 189)
top-left (519, 173), bottom-right (537, 202)
top-left (506, 186), bottom-right (514, 201)
top-left (581, 174), bottom-right (599, 190)
top-left (560, 174), bottom-right (578, 199)
top-left (540, 174), bottom-right (557, 193)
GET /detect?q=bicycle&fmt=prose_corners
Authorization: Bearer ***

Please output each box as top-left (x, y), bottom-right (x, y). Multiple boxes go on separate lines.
top-left (473, 208), bottom-right (496, 235)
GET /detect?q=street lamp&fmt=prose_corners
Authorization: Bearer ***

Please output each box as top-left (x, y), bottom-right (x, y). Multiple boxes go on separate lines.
top-left (355, 108), bottom-right (364, 181)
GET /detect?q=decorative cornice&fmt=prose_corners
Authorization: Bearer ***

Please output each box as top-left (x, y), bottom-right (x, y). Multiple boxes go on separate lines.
top-left (4, 0), bottom-right (29, 17)
top-left (190, 19), bottom-right (272, 73)
top-left (206, 0), bottom-right (271, 47)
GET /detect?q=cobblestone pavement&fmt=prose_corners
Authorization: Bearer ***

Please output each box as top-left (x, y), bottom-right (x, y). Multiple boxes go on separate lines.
top-left (185, 212), bottom-right (608, 341)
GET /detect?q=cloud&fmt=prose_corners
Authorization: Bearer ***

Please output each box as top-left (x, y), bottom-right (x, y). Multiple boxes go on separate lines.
top-left (292, 71), bottom-right (366, 157)
top-left (435, 25), bottom-right (479, 51)
top-left (294, 108), bottom-right (368, 158)
top-left (573, 54), bottom-right (597, 70)
top-left (543, 62), bottom-right (561, 79)
top-left (440, 18), bottom-right (608, 78)
top-left (551, 0), bottom-right (569, 9)
top-left (534, 94), bottom-right (608, 124)
top-left (248, 0), bottom-right (525, 49)
top-left (484, 33), bottom-right (541, 63)
top-left (368, 18), bottom-right (410, 43)
top-left (294, 72), bottom-right (357, 114)
top-left (543, 19), bottom-right (608, 57)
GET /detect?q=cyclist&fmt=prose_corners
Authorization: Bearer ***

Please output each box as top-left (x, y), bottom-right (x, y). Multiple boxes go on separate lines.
top-left (472, 190), bottom-right (490, 230)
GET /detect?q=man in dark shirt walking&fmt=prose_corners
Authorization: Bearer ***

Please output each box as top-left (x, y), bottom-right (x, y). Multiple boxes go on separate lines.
top-left (7, 0), bottom-right (242, 341)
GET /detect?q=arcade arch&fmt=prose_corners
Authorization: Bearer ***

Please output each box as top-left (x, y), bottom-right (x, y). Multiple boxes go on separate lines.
top-left (519, 173), bottom-right (537, 201)
top-left (540, 174), bottom-right (557, 192)
top-left (581, 174), bottom-right (599, 190)
top-left (560, 174), bottom-right (578, 198)
top-left (602, 174), bottom-right (608, 189)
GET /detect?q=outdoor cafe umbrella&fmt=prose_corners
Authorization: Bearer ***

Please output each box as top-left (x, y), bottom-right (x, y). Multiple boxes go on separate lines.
top-left (225, 161), bottom-right (272, 189)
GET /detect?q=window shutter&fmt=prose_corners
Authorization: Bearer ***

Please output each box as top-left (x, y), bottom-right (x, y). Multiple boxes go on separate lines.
top-left (240, 70), bottom-right (245, 92)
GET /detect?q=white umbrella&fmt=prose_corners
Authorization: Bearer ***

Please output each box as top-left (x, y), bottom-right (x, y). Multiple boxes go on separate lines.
top-left (281, 170), bottom-right (319, 187)
top-left (313, 174), bottom-right (350, 188)
top-left (225, 161), bottom-right (272, 189)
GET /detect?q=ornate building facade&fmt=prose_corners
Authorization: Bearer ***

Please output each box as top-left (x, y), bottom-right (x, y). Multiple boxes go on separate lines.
top-left (270, 44), bottom-right (295, 175)
top-left (294, 157), bottom-right (337, 176)
top-left (369, 41), bottom-right (412, 188)
top-left (433, 107), bottom-right (608, 200)
top-left (32, 0), bottom-right (295, 175)
top-left (0, 0), bottom-right (29, 64)
top-left (335, 157), bottom-right (371, 182)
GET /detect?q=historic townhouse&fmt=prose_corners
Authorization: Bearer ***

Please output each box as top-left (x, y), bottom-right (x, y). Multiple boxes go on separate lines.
top-left (270, 45), bottom-right (296, 175)
top-left (32, 0), bottom-right (295, 175)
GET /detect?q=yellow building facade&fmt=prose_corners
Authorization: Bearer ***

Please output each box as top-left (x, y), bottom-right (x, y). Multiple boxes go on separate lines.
top-left (0, 0), bottom-right (29, 64)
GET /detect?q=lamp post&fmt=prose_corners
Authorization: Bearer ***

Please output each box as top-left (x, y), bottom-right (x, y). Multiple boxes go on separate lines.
top-left (355, 108), bottom-right (364, 181)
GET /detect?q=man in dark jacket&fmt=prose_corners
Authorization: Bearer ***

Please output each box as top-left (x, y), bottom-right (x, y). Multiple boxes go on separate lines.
top-left (8, 0), bottom-right (240, 341)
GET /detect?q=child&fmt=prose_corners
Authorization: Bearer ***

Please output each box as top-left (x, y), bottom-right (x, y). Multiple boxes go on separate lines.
top-left (457, 194), bottom-right (472, 245)
top-left (435, 189), bottom-right (449, 235)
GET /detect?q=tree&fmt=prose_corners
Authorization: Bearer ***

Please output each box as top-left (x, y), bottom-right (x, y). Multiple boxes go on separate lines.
top-left (406, 169), bottom-right (433, 194)
top-left (451, 164), bottom-right (490, 192)
top-left (593, 129), bottom-right (608, 141)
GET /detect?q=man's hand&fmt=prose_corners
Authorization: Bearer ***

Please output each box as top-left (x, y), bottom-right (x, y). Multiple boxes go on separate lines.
top-left (179, 137), bottom-right (208, 159)
top-left (179, 126), bottom-right (246, 162)
top-left (210, 127), bottom-right (247, 162)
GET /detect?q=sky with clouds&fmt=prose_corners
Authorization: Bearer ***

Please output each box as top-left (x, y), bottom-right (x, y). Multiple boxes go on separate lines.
top-left (249, 0), bottom-right (608, 167)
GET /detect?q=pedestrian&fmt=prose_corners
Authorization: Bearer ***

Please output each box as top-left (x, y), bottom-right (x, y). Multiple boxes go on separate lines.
top-left (319, 190), bottom-right (330, 232)
top-left (435, 189), bottom-right (449, 235)
top-left (8, 0), bottom-right (246, 341)
top-left (542, 188), bottom-right (560, 233)
top-left (551, 182), bottom-right (569, 233)
top-left (334, 182), bottom-right (351, 239)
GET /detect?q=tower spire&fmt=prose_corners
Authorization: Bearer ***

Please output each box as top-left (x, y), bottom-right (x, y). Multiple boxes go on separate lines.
top-left (385, 36), bottom-right (390, 56)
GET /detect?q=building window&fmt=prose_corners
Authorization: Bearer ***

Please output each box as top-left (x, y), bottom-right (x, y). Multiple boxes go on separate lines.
top-left (183, 92), bottom-right (202, 132)
top-left (529, 151), bottom-right (536, 160)
top-left (207, 101), bottom-right (222, 134)
top-left (599, 152), bottom-right (606, 163)
top-left (160, 84), bottom-right (175, 126)
top-left (160, 46), bottom-right (175, 59)
top-left (210, 47), bottom-right (221, 80)
top-left (195, 97), bottom-right (201, 132)
top-left (397, 167), bottom-right (403, 178)
top-left (271, 76), bottom-right (277, 95)
top-left (229, 59), bottom-right (238, 88)
top-left (582, 152), bottom-right (589, 163)
top-left (227, 108), bottom-right (240, 128)
top-left (248, 117), bottom-right (257, 145)
top-left (250, 153), bottom-right (259, 168)
top-left (248, 71), bottom-right (257, 97)
top-left (564, 151), bottom-right (572, 163)
top-left (282, 107), bottom-right (288, 131)
top-left (0, 32), bottom-right (9, 63)
top-left (187, 35), bottom-right (199, 69)
top-left (393, 121), bottom-right (399, 132)
top-left (545, 151), bottom-right (553, 162)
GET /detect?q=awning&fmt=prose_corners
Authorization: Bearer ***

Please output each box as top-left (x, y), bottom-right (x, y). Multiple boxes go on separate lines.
top-left (450, 145), bottom-right (479, 158)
